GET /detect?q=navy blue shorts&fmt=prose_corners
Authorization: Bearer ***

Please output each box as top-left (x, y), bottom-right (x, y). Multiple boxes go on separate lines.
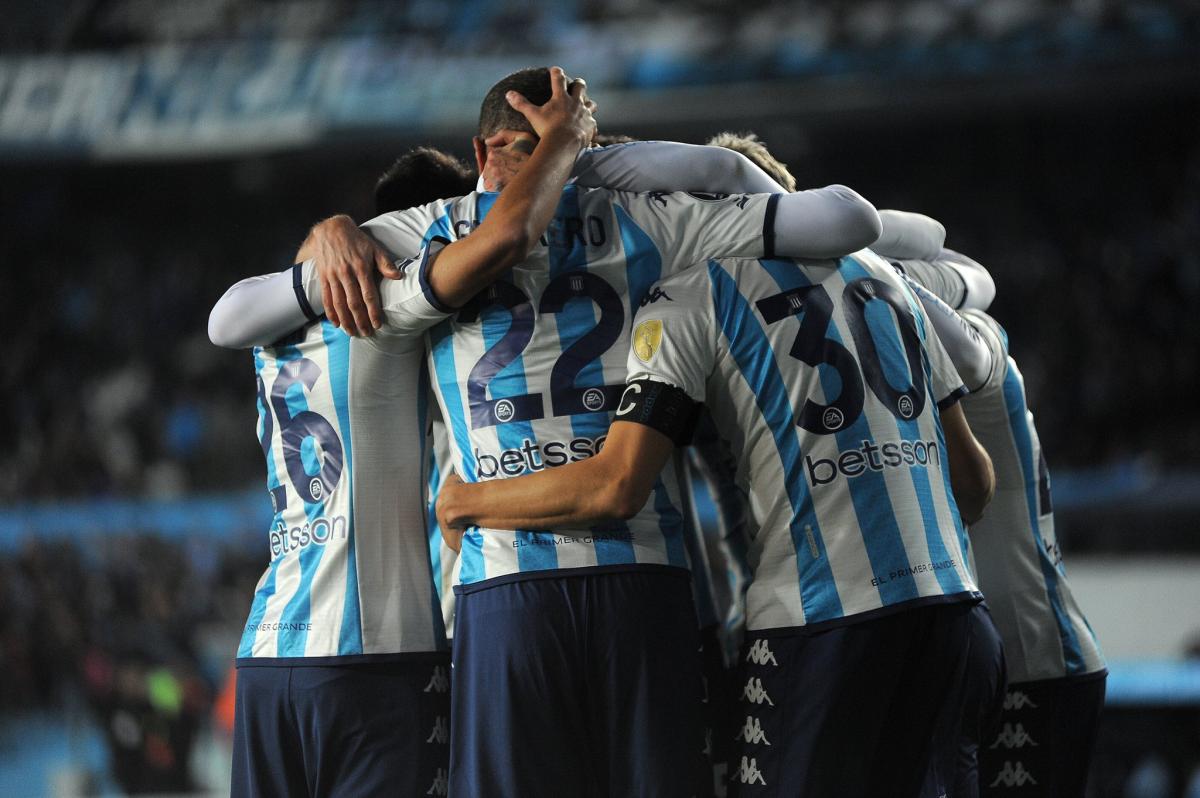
top-left (231, 657), bottom-right (451, 798)
top-left (699, 623), bottom-right (739, 798)
top-left (729, 600), bottom-right (975, 798)
top-left (980, 670), bottom-right (1106, 796)
top-left (450, 566), bottom-right (705, 798)
top-left (923, 603), bottom-right (1009, 798)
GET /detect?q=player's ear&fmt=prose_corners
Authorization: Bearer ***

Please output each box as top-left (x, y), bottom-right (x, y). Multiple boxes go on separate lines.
top-left (472, 136), bottom-right (488, 176)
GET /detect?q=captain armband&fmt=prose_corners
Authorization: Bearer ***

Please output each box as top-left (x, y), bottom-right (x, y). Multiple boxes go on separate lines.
top-left (613, 379), bottom-right (701, 446)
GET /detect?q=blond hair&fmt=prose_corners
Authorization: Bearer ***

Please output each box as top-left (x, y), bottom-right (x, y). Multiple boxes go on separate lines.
top-left (706, 131), bottom-right (797, 192)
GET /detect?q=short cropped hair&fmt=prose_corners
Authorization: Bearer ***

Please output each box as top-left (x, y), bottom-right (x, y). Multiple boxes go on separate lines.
top-left (478, 67), bottom-right (554, 139)
top-left (374, 147), bottom-right (477, 215)
top-left (706, 131), bottom-right (797, 192)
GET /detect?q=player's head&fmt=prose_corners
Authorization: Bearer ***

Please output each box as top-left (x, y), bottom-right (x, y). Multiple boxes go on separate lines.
top-left (706, 131), bottom-right (797, 192)
top-left (478, 67), bottom-right (554, 140)
top-left (374, 147), bottom-right (476, 215)
top-left (473, 66), bottom-right (593, 191)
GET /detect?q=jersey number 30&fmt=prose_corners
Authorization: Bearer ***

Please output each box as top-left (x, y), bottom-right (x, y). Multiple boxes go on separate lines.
top-left (757, 277), bottom-right (928, 434)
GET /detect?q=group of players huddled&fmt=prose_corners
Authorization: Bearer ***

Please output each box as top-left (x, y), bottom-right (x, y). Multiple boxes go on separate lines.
top-left (208, 66), bottom-right (1106, 797)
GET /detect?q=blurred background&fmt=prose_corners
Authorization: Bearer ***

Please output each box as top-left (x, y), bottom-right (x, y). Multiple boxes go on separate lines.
top-left (2, 0), bottom-right (1199, 795)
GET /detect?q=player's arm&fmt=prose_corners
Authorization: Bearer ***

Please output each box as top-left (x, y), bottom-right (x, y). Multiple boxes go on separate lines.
top-left (873, 210), bottom-right (946, 260)
top-left (292, 66), bottom-right (596, 336)
top-left (207, 67), bottom-right (594, 348)
top-left (627, 188), bottom-right (880, 266)
top-left (572, 140), bottom-right (788, 194)
top-left (437, 418), bottom-right (677, 543)
top-left (208, 268), bottom-right (315, 349)
top-left (917, 297), bottom-right (996, 523)
top-left (903, 277), bottom-right (994, 392)
top-left (941, 402), bottom-right (995, 524)
top-left (897, 248), bottom-right (996, 311)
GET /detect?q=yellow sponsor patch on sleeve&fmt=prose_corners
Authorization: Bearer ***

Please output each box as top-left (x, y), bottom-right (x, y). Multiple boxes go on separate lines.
top-left (633, 319), bottom-right (663, 363)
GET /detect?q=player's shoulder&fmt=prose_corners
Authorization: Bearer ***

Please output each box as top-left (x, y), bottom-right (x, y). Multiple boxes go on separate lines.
top-left (640, 262), bottom-right (711, 307)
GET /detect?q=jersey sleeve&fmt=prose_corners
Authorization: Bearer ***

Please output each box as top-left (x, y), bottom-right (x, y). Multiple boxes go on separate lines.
top-left (360, 203), bottom-right (446, 258)
top-left (613, 190), bottom-right (777, 276)
top-left (873, 210), bottom-right (946, 260)
top-left (208, 264), bottom-right (314, 349)
top-left (367, 238), bottom-right (456, 345)
top-left (623, 266), bottom-right (717, 402)
top-left (903, 276), bottom-right (993, 392)
top-left (572, 141), bottom-right (787, 195)
top-left (918, 301), bottom-right (970, 411)
top-left (959, 309), bottom-right (1011, 395)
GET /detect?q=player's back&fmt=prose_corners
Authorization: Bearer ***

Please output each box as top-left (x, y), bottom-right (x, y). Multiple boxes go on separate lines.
top-left (422, 184), bottom-right (777, 585)
top-left (647, 250), bottom-right (980, 630)
top-left (239, 320), bottom-right (445, 661)
top-left (958, 310), bottom-right (1104, 682)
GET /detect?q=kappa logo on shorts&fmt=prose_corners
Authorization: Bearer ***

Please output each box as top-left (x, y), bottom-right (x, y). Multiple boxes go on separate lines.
top-left (735, 716), bottom-right (771, 746)
top-left (990, 723), bottom-right (1039, 750)
top-left (425, 768), bottom-right (448, 796)
top-left (423, 666), bottom-right (449, 694)
top-left (741, 677), bottom-right (774, 706)
top-left (737, 756), bottom-right (767, 786)
top-left (745, 639), bottom-right (778, 666)
top-left (1002, 690), bottom-right (1039, 711)
top-left (989, 761), bottom-right (1038, 788)
top-left (425, 716), bottom-right (449, 744)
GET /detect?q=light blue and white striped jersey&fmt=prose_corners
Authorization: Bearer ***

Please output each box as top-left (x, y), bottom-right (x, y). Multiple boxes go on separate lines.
top-left (388, 185), bottom-right (777, 585)
top-left (238, 249), bottom-right (452, 662)
top-left (626, 250), bottom-right (980, 631)
top-left (958, 310), bottom-right (1105, 682)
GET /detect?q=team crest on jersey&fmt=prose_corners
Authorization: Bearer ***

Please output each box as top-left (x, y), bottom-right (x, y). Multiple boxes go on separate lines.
top-left (633, 320), bottom-right (663, 363)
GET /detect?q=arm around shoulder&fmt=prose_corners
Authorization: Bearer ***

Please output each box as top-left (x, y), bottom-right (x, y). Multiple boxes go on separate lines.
top-left (772, 185), bottom-right (882, 259)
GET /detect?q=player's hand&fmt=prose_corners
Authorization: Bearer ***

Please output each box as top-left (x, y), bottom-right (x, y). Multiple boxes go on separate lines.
top-left (505, 66), bottom-right (596, 152)
top-left (303, 215), bottom-right (400, 337)
top-left (436, 473), bottom-right (467, 553)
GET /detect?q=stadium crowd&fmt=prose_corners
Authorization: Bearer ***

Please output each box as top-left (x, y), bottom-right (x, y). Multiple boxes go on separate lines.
top-left (2, 0), bottom-right (1196, 84)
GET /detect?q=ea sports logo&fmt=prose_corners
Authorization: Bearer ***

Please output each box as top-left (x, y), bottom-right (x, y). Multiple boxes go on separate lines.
top-left (309, 478), bottom-right (324, 501)
top-left (583, 388), bottom-right (605, 411)
top-left (822, 407), bottom-right (844, 431)
top-left (898, 396), bottom-right (914, 419)
top-left (494, 399), bottom-right (515, 423)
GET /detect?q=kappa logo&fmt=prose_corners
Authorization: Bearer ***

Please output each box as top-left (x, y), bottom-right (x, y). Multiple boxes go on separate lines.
top-left (745, 639), bottom-right (779, 666)
top-left (1003, 690), bottom-right (1039, 711)
top-left (639, 286), bottom-right (674, 307)
top-left (741, 677), bottom-right (775, 706)
top-left (989, 761), bottom-right (1038, 788)
top-left (423, 666), bottom-right (449, 694)
top-left (990, 723), bottom-right (1039, 749)
top-left (425, 716), bottom-right (449, 744)
top-left (425, 768), bottom-right (448, 796)
top-left (737, 756), bottom-right (767, 786)
top-left (735, 716), bottom-right (772, 746)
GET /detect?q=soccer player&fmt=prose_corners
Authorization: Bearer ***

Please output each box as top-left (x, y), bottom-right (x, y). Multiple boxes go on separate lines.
top-left (208, 71), bottom-right (596, 797)
top-left (280, 70), bottom-right (882, 797)
top-left (894, 271), bottom-right (1106, 797)
top-left (436, 244), bottom-right (996, 797)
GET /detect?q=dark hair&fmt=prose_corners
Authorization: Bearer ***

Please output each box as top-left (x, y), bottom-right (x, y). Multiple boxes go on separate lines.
top-left (478, 67), bottom-right (552, 139)
top-left (374, 147), bottom-right (477, 215)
